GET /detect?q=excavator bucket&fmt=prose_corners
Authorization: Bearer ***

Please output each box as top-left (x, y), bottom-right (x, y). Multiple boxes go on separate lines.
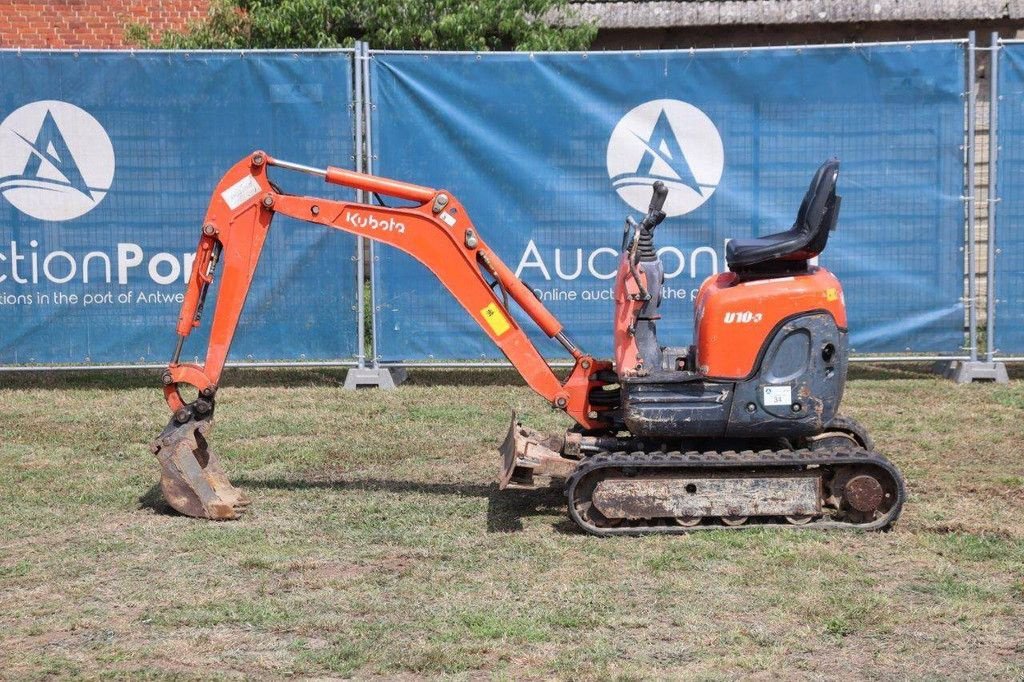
top-left (498, 411), bottom-right (578, 489)
top-left (150, 416), bottom-right (249, 520)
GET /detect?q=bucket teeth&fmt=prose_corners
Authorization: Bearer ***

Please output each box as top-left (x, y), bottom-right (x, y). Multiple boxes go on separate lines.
top-left (150, 416), bottom-right (249, 520)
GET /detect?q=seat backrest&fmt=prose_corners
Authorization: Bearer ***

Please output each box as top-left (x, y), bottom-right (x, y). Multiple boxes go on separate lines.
top-left (725, 158), bottom-right (843, 275)
top-left (794, 158), bottom-right (841, 258)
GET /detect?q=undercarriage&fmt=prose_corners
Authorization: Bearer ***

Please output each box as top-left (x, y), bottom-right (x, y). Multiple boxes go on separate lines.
top-left (500, 412), bottom-right (905, 535)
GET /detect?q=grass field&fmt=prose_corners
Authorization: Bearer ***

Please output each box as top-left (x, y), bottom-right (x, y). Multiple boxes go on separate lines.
top-left (1, 365), bottom-right (1022, 679)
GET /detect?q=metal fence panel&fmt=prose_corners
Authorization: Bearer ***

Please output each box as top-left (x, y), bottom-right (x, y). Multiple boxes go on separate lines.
top-left (0, 50), bottom-right (359, 366)
top-left (369, 43), bottom-right (967, 362)
top-left (995, 41), bottom-right (1024, 356)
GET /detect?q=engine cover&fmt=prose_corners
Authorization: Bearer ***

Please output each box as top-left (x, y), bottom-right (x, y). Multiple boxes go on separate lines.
top-left (694, 267), bottom-right (847, 380)
top-left (620, 312), bottom-right (847, 440)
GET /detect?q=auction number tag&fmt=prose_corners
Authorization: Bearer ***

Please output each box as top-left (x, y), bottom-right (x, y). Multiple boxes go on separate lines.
top-left (762, 385), bottom-right (792, 407)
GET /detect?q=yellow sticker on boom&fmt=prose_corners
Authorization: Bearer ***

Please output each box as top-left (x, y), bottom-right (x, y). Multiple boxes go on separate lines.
top-left (481, 302), bottom-right (511, 336)
top-left (825, 288), bottom-right (838, 302)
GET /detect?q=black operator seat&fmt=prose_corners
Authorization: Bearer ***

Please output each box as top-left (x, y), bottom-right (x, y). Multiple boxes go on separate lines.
top-left (726, 158), bottom-right (842, 274)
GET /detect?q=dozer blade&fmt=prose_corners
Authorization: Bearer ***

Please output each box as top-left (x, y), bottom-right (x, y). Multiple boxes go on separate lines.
top-left (498, 410), bottom-right (578, 489)
top-left (150, 416), bottom-right (250, 520)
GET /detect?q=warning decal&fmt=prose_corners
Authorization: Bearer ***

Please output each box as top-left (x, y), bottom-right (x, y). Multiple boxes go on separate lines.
top-left (480, 302), bottom-right (511, 336)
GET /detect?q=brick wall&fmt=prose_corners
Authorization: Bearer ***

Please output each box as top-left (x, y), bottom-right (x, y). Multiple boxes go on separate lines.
top-left (0, 0), bottom-right (210, 49)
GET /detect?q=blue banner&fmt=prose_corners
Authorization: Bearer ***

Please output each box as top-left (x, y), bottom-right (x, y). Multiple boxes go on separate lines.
top-left (0, 51), bottom-right (359, 365)
top-left (370, 43), bottom-right (966, 361)
top-left (996, 42), bottom-right (1024, 356)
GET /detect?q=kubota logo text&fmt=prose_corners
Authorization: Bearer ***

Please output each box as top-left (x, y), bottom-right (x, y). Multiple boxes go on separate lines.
top-left (345, 210), bottom-right (405, 234)
top-left (0, 100), bottom-right (115, 221)
top-left (606, 99), bottom-right (724, 218)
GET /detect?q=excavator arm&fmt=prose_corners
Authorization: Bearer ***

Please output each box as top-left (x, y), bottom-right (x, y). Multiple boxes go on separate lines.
top-left (164, 151), bottom-right (610, 426)
top-left (151, 152), bottom-right (612, 519)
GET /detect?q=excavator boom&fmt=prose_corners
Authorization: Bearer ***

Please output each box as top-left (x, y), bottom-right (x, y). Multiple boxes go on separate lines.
top-left (152, 152), bottom-right (611, 519)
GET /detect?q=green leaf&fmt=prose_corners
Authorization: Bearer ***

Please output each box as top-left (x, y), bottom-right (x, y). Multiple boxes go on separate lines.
top-left (127, 0), bottom-right (596, 51)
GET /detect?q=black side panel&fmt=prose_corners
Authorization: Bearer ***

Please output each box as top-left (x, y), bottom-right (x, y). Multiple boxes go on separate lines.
top-left (619, 313), bottom-right (846, 441)
top-left (620, 374), bottom-right (733, 439)
top-left (726, 313), bottom-right (847, 439)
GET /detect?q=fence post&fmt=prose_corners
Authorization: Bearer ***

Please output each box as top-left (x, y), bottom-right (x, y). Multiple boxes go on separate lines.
top-left (354, 43), bottom-right (366, 371)
top-left (968, 30), bottom-right (979, 364)
top-left (343, 42), bottom-right (407, 389)
top-left (986, 33), bottom-right (1009, 380)
top-left (364, 44), bottom-right (381, 368)
top-left (944, 31), bottom-right (1010, 382)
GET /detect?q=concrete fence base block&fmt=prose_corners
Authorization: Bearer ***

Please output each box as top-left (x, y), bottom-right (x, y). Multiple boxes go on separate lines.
top-left (936, 360), bottom-right (1010, 384)
top-left (342, 367), bottom-right (408, 390)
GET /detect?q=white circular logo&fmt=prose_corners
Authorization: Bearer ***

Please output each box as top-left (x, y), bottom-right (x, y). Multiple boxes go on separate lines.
top-left (0, 100), bottom-right (115, 221)
top-left (607, 99), bottom-right (724, 217)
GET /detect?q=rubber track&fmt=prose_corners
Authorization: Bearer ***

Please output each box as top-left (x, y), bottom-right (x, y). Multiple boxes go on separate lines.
top-left (565, 447), bottom-right (906, 536)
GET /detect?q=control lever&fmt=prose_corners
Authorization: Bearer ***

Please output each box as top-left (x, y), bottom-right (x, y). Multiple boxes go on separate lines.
top-left (648, 180), bottom-right (668, 213)
top-left (640, 181), bottom-right (668, 231)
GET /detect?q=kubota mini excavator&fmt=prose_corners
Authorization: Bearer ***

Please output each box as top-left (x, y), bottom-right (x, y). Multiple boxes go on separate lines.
top-left (151, 152), bottom-right (906, 534)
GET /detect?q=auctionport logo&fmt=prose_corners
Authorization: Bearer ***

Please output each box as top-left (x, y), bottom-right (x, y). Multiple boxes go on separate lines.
top-left (0, 100), bottom-right (115, 222)
top-left (606, 99), bottom-right (724, 218)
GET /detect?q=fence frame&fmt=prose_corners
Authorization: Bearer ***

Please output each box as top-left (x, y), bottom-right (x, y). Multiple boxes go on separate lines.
top-left (353, 42), bottom-right (367, 370)
top-left (988, 33), bottom-right (1000, 363)
top-left (1, 39), bottom-right (1018, 373)
top-left (0, 46), bottom-right (363, 372)
top-left (364, 39), bottom-right (976, 368)
top-left (933, 33), bottom-right (1008, 381)
top-left (989, 37), bottom-right (1024, 363)
top-left (966, 31), bottom-right (980, 363)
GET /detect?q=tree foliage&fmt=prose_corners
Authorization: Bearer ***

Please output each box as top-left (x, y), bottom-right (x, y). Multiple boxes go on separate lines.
top-left (127, 0), bottom-right (596, 51)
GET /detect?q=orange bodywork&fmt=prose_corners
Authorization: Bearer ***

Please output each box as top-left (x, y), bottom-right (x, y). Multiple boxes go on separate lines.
top-left (612, 255), bottom-right (645, 376)
top-left (694, 268), bottom-right (847, 380)
top-left (164, 152), bottom-right (611, 431)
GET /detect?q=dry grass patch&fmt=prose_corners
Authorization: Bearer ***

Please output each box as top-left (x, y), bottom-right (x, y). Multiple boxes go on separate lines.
top-left (0, 365), bottom-right (1022, 678)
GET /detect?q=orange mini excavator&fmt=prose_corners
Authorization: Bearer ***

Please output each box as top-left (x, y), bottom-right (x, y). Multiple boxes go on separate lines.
top-left (151, 152), bottom-right (906, 535)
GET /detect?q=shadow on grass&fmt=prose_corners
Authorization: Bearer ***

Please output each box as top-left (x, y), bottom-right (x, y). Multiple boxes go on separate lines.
top-left (138, 483), bottom-right (179, 517)
top-left (139, 477), bottom-right (575, 534)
